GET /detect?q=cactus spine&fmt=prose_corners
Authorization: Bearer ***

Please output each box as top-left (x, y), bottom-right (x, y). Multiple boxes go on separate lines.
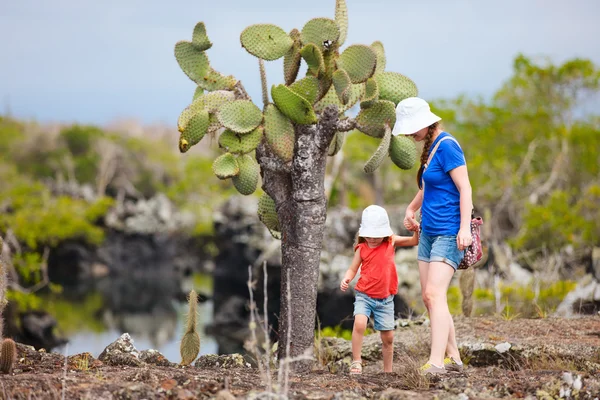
top-left (180, 290), bottom-right (200, 366)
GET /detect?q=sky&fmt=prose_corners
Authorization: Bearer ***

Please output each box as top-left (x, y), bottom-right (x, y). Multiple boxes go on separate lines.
top-left (1, 0), bottom-right (599, 127)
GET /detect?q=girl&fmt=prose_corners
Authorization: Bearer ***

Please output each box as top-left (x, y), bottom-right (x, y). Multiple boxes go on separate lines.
top-left (392, 97), bottom-right (472, 374)
top-left (340, 205), bottom-right (419, 375)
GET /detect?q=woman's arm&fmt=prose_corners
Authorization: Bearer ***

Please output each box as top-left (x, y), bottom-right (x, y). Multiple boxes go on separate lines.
top-left (404, 190), bottom-right (423, 231)
top-left (449, 165), bottom-right (473, 250)
top-left (340, 248), bottom-right (362, 291)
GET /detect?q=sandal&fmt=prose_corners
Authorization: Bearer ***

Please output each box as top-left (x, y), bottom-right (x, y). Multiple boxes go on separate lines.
top-left (350, 360), bottom-right (362, 375)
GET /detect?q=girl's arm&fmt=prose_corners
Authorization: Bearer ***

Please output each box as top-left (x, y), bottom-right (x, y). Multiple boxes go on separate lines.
top-left (392, 230), bottom-right (419, 248)
top-left (449, 165), bottom-right (473, 251)
top-left (404, 190), bottom-right (423, 231)
top-left (340, 248), bottom-right (362, 291)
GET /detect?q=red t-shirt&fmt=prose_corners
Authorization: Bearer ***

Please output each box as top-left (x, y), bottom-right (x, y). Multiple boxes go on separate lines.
top-left (354, 239), bottom-right (398, 299)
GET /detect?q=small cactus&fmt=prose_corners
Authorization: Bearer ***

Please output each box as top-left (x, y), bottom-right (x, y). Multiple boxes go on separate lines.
top-left (180, 290), bottom-right (200, 366)
top-left (0, 338), bottom-right (16, 374)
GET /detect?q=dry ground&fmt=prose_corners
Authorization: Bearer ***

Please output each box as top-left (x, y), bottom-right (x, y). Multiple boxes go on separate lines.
top-left (1, 316), bottom-right (599, 399)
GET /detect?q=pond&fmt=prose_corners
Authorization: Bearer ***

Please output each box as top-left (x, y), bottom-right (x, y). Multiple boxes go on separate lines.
top-left (45, 273), bottom-right (217, 362)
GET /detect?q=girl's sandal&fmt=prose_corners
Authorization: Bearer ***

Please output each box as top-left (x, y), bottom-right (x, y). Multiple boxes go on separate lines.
top-left (349, 360), bottom-right (362, 375)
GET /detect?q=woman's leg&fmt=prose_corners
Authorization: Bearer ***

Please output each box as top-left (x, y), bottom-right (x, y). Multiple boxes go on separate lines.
top-left (352, 314), bottom-right (368, 364)
top-left (422, 261), bottom-right (455, 366)
top-left (446, 314), bottom-right (461, 361)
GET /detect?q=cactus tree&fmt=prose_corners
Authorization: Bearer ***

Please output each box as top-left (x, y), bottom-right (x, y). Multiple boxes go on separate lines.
top-left (174, 0), bottom-right (418, 373)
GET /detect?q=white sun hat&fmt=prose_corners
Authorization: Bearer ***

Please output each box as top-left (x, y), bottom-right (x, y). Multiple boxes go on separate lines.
top-left (391, 97), bottom-right (441, 136)
top-left (358, 205), bottom-right (394, 238)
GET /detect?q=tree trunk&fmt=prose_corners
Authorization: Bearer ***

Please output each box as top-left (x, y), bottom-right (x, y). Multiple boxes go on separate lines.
top-left (257, 106), bottom-right (338, 374)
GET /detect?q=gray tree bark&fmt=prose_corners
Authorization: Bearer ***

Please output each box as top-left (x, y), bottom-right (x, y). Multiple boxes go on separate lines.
top-left (256, 105), bottom-right (340, 373)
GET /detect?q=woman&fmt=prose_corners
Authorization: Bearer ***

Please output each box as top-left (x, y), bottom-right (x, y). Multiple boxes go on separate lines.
top-left (391, 97), bottom-right (473, 374)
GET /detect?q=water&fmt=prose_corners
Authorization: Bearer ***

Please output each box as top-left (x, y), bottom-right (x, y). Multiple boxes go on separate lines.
top-left (53, 295), bottom-right (218, 362)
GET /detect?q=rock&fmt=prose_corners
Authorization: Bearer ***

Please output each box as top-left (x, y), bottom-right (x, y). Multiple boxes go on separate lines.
top-left (139, 349), bottom-right (173, 367)
top-left (194, 353), bottom-right (248, 369)
top-left (98, 333), bottom-right (143, 367)
top-left (555, 274), bottom-right (600, 316)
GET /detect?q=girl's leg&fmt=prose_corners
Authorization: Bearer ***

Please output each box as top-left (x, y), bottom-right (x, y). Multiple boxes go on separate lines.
top-left (421, 261), bottom-right (455, 366)
top-left (418, 260), bottom-right (431, 312)
top-left (380, 330), bottom-right (394, 372)
top-left (352, 314), bottom-right (368, 365)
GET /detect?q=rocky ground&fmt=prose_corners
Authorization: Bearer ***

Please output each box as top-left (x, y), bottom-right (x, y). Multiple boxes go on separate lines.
top-left (1, 316), bottom-right (599, 399)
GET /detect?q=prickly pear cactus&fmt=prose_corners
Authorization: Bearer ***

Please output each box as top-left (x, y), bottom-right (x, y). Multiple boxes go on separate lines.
top-left (174, 0), bottom-right (419, 235)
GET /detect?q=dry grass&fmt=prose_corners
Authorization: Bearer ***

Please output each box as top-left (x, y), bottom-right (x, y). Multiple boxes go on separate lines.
top-left (393, 355), bottom-right (431, 391)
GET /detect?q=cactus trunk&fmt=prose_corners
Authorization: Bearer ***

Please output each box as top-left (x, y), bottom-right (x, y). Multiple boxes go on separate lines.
top-left (256, 106), bottom-right (338, 373)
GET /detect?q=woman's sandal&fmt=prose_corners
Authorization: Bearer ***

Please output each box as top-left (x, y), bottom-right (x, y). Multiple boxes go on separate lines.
top-left (349, 360), bottom-right (362, 375)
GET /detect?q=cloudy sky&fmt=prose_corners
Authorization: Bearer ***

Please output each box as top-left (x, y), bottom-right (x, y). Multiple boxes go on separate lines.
top-left (1, 0), bottom-right (599, 126)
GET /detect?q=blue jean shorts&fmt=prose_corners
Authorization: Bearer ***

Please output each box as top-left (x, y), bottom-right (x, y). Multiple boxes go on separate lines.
top-left (418, 232), bottom-right (465, 270)
top-left (353, 291), bottom-right (395, 331)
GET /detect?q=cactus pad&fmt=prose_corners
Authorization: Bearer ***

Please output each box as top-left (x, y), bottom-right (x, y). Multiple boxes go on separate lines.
top-left (332, 69), bottom-right (352, 104)
top-left (178, 109), bottom-right (210, 153)
top-left (300, 18), bottom-right (340, 53)
top-left (212, 152), bottom-right (240, 179)
top-left (198, 68), bottom-right (237, 92)
top-left (174, 41), bottom-right (211, 84)
top-left (283, 29), bottom-right (302, 85)
top-left (192, 22), bottom-right (212, 51)
top-left (219, 126), bottom-right (263, 154)
top-left (328, 131), bottom-right (345, 156)
top-left (271, 84), bottom-right (317, 125)
top-left (375, 72), bottom-right (418, 105)
top-left (360, 77), bottom-right (379, 108)
top-left (315, 83), bottom-right (364, 114)
top-left (241, 24), bottom-right (294, 61)
top-left (364, 123), bottom-right (392, 173)
top-left (264, 104), bottom-right (295, 161)
top-left (335, 0), bottom-right (348, 46)
top-left (289, 76), bottom-right (319, 105)
top-left (217, 100), bottom-right (263, 134)
top-left (232, 154), bottom-right (260, 195)
top-left (389, 134), bottom-right (417, 170)
top-left (300, 44), bottom-right (325, 76)
top-left (371, 41), bottom-right (386, 74)
top-left (180, 331), bottom-right (200, 366)
top-left (257, 193), bottom-right (281, 239)
top-left (192, 86), bottom-right (204, 101)
top-left (337, 45), bottom-right (377, 84)
top-left (356, 100), bottom-right (396, 138)
top-left (179, 91), bottom-right (236, 131)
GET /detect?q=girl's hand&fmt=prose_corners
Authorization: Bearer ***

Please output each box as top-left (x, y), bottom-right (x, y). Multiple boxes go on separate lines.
top-left (340, 278), bottom-right (350, 291)
top-left (457, 227), bottom-right (473, 251)
top-left (404, 210), bottom-right (418, 232)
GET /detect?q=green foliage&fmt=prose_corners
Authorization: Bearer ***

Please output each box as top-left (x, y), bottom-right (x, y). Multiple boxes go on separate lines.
top-left (43, 292), bottom-right (106, 333)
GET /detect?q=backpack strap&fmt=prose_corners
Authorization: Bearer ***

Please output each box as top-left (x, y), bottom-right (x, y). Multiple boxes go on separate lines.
top-left (422, 136), bottom-right (461, 192)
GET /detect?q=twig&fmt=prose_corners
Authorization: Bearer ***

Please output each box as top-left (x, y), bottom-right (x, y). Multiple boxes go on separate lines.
top-left (1, 380), bottom-right (7, 400)
top-left (282, 270), bottom-right (292, 397)
top-left (62, 343), bottom-right (68, 400)
top-left (262, 262), bottom-right (272, 392)
top-left (247, 266), bottom-right (267, 384)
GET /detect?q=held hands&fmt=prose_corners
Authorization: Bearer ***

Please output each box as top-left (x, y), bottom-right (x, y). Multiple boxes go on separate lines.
top-left (457, 227), bottom-right (473, 250)
top-left (403, 209), bottom-right (419, 232)
top-left (340, 278), bottom-right (350, 292)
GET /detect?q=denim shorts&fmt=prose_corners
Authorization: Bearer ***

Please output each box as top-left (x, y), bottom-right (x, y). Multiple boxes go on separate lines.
top-left (353, 291), bottom-right (395, 331)
top-left (417, 232), bottom-right (465, 270)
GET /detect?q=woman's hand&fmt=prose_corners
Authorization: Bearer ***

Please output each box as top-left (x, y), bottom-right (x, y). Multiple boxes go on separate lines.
top-left (457, 227), bottom-right (473, 250)
top-left (340, 278), bottom-right (350, 291)
top-left (404, 209), bottom-right (419, 232)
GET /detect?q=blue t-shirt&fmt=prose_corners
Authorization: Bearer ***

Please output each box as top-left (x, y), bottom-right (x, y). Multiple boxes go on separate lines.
top-left (421, 132), bottom-right (466, 236)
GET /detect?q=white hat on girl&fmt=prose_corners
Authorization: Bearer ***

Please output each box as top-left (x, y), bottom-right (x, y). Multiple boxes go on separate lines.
top-left (358, 205), bottom-right (394, 238)
top-left (391, 97), bottom-right (441, 136)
